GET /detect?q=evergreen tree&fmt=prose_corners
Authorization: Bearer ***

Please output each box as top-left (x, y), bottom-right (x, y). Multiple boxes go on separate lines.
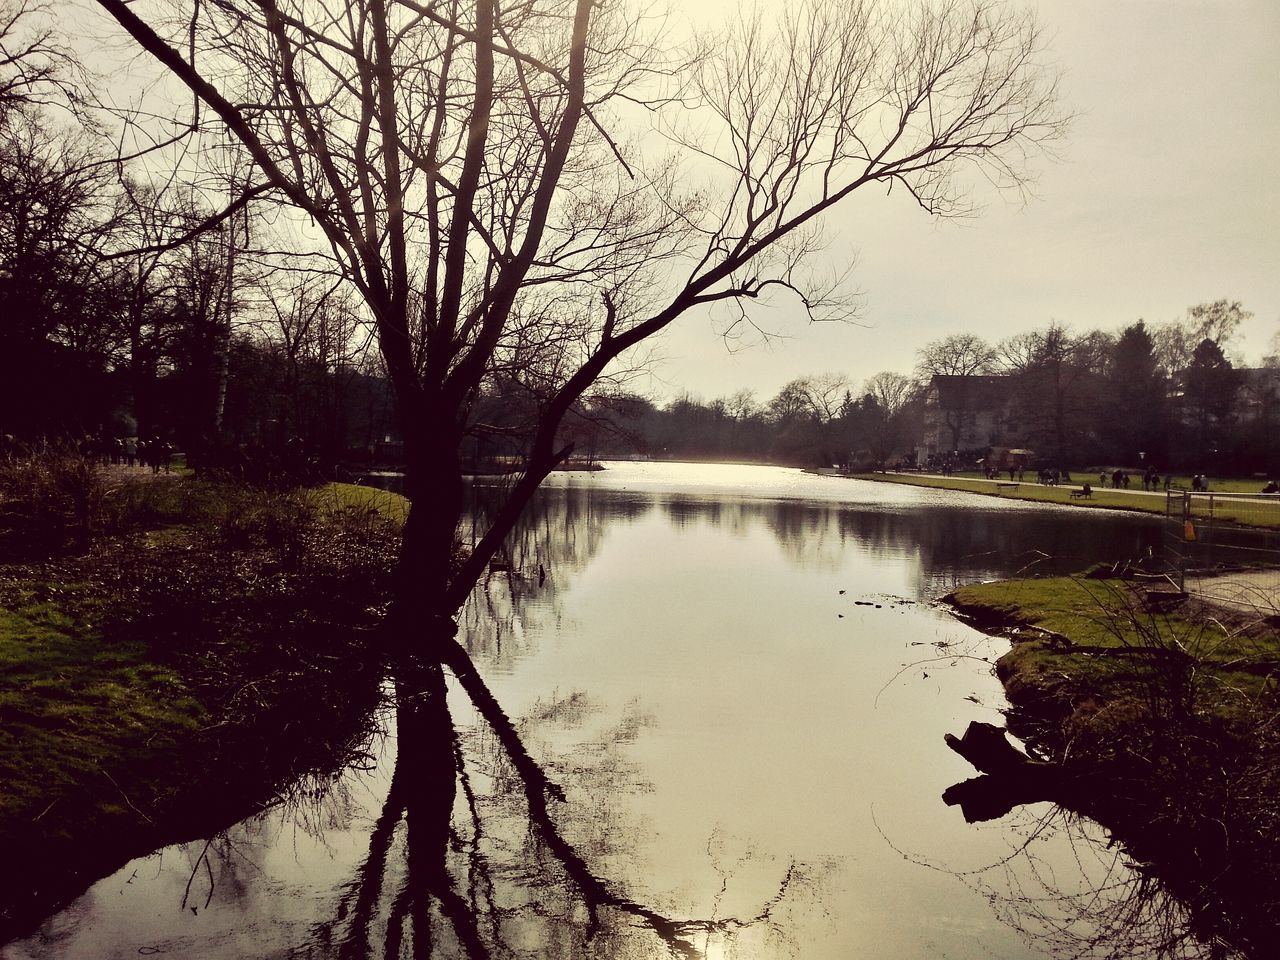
top-left (1102, 321), bottom-right (1167, 464)
top-left (1181, 337), bottom-right (1242, 465)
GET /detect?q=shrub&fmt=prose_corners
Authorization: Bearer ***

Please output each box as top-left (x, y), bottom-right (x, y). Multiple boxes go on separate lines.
top-left (0, 445), bottom-right (113, 549)
top-left (210, 486), bottom-right (316, 558)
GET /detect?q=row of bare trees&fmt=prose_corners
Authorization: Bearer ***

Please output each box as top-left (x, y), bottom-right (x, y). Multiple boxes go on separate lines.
top-left (600, 302), bottom-right (1277, 473)
top-left (593, 372), bottom-right (921, 468)
top-left (80, 0), bottom-right (1066, 642)
top-left (913, 303), bottom-right (1277, 471)
top-left (0, 1), bottom-right (397, 462)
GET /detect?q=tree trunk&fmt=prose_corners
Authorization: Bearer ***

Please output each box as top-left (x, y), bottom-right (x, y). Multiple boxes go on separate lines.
top-left (390, 419), bottom-right (467, 658)
top-left (211, 229), bottom-right (235, 439)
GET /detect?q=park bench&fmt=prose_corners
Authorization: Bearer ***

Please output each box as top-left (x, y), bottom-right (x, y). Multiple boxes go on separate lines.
top-left (1070, 489), bottom-right (1092, 499)
top-left (996, 482), bottom-right (1019, 490)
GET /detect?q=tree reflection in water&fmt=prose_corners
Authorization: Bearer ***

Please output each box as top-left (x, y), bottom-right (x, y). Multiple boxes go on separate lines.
top-left (940, 720), bottom-right (1267, 960)
top-left (298, 646), bottom-right (816, 959)
top-left (81, 475), bottom-right (1252, 958)
top-left (452, 478), bottom-right (1210, 959)
top-left (465, 478), bottom-right (1172, 605)
top-left (926, 804), bottom-right (1220, 960)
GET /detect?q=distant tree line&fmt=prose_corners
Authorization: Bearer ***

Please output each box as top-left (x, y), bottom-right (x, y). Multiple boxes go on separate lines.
top-left (3, 0), bottom-right (1273, 482)
top-left (0, 1), bottom-right (397, 468)
top-left (583, 305), bottom-right (1278, 475)
top-left (580, 373), bottom-right (925, 470)
top-left (912, 306), bottom-right (1279, 474)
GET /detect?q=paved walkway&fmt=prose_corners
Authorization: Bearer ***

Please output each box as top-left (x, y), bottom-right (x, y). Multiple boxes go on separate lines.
top-left (892, 473), bottom-right (1278, 504)
top-left (1186, 569), bottom-right (1280, 616)
top-left (892, 472), bottom-right (1173, 499)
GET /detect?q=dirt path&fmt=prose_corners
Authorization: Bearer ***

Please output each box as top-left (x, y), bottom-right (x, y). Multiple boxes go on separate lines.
top-left (1186, 569), bottom-right (1280, 616)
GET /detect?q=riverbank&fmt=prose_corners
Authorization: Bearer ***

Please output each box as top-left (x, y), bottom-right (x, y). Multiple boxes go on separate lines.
top-left (0, 474), bottom-right (405, 941)
top-left (944, 575), bottom-right (1280, 957)
top-left (853, 471), bottom-right (1280, 529)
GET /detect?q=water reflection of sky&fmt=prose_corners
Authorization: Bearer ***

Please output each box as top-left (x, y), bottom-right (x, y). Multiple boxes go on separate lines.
top-left (11, 463), bottom-right (1211, 960)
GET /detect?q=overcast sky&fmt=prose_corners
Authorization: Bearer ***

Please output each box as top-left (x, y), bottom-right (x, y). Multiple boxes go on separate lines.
top-left (645, 0), bottom-right (1280, 401)
top-left (77, 0), bottom-right (1279, 401)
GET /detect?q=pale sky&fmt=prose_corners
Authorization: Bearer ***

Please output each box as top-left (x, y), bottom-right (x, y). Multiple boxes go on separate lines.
top-left (74, 0), bottom-right (1279, 401)
top-left (648, 0), bottom-right (1280, 401)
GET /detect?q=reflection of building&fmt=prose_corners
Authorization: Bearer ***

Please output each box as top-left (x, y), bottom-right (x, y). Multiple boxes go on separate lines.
top-left (918, 374), bottom-right (1017, 462)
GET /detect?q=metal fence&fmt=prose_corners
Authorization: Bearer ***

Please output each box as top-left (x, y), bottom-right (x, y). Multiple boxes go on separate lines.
top-left (1163, 490), bottom-right (1280, 615)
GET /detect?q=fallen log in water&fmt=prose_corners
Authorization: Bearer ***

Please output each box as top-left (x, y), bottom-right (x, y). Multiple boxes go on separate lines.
top-left (942, 721), bottom-right (1077, 823)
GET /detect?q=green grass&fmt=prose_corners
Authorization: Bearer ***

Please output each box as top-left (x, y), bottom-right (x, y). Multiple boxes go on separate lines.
top-left (0, 480), bottom-right (398, 843)
top-left (949, 576), bottom-right (1280, 709)
top-left (947, 470), bottom-right (1273, 493)
top-left (319, 481), bottom-right (410, 522)
top-left (854, 472), bottom-right (1280, 529)
top-left (0, 477), bottom-right (397, 932)
top-left (0, 579), bottom-right (204, 832)
top-left (1136, 474), bottom-right (1272, 494)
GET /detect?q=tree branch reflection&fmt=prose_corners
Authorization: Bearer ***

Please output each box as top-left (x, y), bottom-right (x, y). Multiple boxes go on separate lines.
top-left (314, 642), bottom-right (805, 958)
top-left (942, 722), bottom-right (1272, 959)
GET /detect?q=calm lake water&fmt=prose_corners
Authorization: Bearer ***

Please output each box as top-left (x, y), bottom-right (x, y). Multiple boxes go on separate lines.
top-left (7, 463), bottom-right (1207, 960)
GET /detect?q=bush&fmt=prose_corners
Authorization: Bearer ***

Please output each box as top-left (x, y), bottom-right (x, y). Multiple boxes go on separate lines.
top-left (0, 445), bottom-right (113, 549)
top-left (209, 486), bottom-right (316, 558)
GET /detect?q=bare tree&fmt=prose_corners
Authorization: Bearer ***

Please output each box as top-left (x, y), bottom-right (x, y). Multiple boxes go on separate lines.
top-left (917, 333), bottom-right (998, 379)
top-left (862, 370), bottom-right (917, 465)
top-left (864, 371), bottom-right (915, 417)
top-left (1186, 299), bottom-right (1250, 349)
top-left (89, 0), bottom-right (1065, 653)
top-left (806, 373), bottom-right (852, 426)
top-left (765, 373), bottom-right (849, 464)
top-left (1264, 328), bottom-right (1280, 370)
top-left (0, 0), bottom-right (84, 121)
top-left (104, 179), bottom-right (219, 437)
top-left (0, 108), bottom-right (122, 434)
top-left (254, 271), bottom-right (370, 447)
top-left (1000, 322), bottom-right (1104, 464)
top-left (1152, 301), bottom-right (1250, 380)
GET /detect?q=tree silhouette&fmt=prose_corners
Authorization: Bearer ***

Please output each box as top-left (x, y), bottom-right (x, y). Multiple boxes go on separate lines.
top-left (91, 0), bottom-right (1065, 657)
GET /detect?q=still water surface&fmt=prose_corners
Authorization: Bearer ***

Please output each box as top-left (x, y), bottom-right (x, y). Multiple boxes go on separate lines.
top-left (8, 463), bottom-right (1197, 959)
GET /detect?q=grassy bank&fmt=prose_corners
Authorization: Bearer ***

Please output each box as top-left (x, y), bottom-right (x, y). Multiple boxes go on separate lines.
top-left (0, 468), bottom-right (407, 940)
top-left (947, 576), bottom-right (1280, 721)
top-left (944, 575), bottom-right (1280, 956)
top-left (853, 472), bottom-right (1280, 529)
top-left (322, 480), bottom-right (411, 520)
top-left (0, 579), bottom-right (203, 831)
top-left (942, 470), bottom-right (1273, 495)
